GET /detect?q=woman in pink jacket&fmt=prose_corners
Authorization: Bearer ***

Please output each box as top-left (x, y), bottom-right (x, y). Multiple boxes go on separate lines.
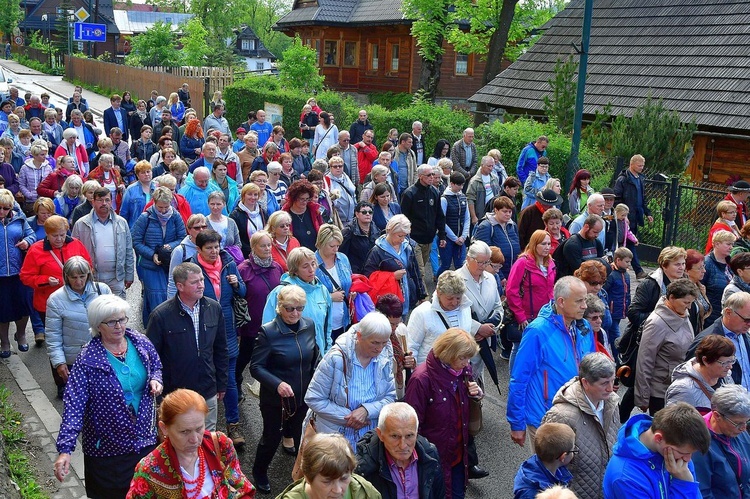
top-left (505, 229), bottom-right (556, 369)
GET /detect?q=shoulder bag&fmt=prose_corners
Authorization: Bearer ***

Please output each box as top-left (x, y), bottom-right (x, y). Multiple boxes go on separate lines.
top-left (464, 374), bottom-right (483, 436)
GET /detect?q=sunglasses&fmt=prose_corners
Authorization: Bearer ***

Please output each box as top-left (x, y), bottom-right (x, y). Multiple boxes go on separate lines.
top-left (283, 306), bottom-right (305, 312)
top-left (358, 210), bottom-right (373, 215)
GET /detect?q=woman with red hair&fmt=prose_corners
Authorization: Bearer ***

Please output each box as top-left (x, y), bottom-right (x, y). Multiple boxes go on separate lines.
top-left (283, 179), bottom-right (324, 251)
top-left (568, 169), bottom-right (593, 217)
top-left (179, 118), bottom-right (205, 163)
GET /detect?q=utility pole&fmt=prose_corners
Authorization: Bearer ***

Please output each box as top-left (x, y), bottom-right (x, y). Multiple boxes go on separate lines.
top-left (565, 0), bottom-right (594, 191)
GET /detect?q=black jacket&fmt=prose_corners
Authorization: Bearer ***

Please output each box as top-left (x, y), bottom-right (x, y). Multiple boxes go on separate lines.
top-left (250, 316), bottom-right (319, 407)
top-left (146, 295), bottom-right (228, 399)
top-left (363, 238), bottom-right (427, 307)
top-left (613, 169), bottom-right (651, 227)
top-left (553, 233), bottom-right (604, 278)
top-left (349, 119), bottom-right (373, 144)
top-left (340, 219), bottom-right (379, 274)
top-left (229, 205), bottom-right (268, 258)
top-left (400, 182), bottom-right (446, 245)
top-left (355, 430), bottom-right (445, 499)
top-left (687, 319), bottom-right (750, 385)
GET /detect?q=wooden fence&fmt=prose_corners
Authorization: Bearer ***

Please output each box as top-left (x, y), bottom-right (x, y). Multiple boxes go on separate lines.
top-left (143, 65), bottom-right (235, 99)
top-left (18, 45), bottom-right (64, 69)
top-left (64, 57), bottom-right (210, 119)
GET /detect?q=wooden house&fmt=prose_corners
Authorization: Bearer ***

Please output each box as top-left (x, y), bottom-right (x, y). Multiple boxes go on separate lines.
top-left (233, 25), bottom-right (276, 73)
top-left (274, 0), bottom-right (496, 101)
top-left (470, 0), bottom-right (750, 185)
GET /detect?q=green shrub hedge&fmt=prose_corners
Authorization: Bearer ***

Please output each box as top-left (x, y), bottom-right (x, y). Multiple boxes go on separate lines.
top-left (474, 117), bottom-right (609, 190)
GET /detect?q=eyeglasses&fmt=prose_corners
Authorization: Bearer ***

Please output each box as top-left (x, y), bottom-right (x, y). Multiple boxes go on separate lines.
top-left (716, 358), bottom-right (737, 368)
top-left (278, 223), bottom-right (291, 228)
top-left (589, 281), bottom-right (604, 286)
top-left (190, 225), bottom-right (208, 230)
top-left (297, 197), bottom-right (311, 203)
top-left (586, 314), bottom-right (603, 321)
top-left (489, 262), bottom-right (502, 270)
top-left (331, 164), bottom-right (344, 168)
top-left (733, 309), bottom-right (750, 324)
top-left (341, 139), bottom-right (350, 142)
top-left (283, 306), bottom-right (305, 312)
top-left (359, 210), bottom-right (373, 215)
top-left (0, 206), bottom-right (11, 211)
top-left (101, 317), bottom-right (129, 328)
top-left (567, 445), bottom-right (580, 456)
top-left (719, 412), bottom-right (749, 430)
top-left (472, 258), bottom-right (490, 267)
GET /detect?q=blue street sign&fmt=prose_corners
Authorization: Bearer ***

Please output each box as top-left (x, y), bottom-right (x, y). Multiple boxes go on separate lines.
top-left (73, 23), bottom-right (107, 43)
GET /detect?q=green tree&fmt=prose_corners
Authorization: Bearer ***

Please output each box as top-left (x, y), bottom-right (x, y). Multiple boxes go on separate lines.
top-left (0, 0), bottom-right (23, 43)
top-left (609, 94), bottom-right (697, 176)
top-left (125, 21), bottom-right (180, 67)
top-left (237, 0), bottom-right (292, 60)
top-left (180, 18), bottom-right (210, 66)
top-left (402, 0), bottom-right (451, 102)
top-left (53, 0), bottom-right (74, 55)
top-left (503, 0), bottom-right (566, 62)
top-left (276, 37), bottom-right (324, 93)
top-left (542, 54), bottom-right (578, 134)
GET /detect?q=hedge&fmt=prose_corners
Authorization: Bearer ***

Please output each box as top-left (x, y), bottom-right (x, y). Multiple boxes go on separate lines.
top-left (475, 117), bottom-right (610, 191)
top-left (223, 76), bottom-right (472, 153)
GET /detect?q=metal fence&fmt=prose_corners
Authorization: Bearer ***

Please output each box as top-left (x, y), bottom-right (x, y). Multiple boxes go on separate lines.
top-left (638, 177), bottom-right (726, 260)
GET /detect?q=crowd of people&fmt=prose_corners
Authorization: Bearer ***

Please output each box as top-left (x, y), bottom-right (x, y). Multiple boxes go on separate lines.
top-left (1, 83), bottom-right (750, 499)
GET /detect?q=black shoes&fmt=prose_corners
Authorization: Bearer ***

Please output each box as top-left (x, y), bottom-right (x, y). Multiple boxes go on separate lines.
top-left (253, 473), bottom-right (271, 494)
top-left (468, 465), bottom-right (489, 479)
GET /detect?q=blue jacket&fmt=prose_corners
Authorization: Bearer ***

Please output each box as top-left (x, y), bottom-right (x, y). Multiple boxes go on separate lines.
top-left (56, 330), bottom-right (162, 457)
top-left (702, 252), bottom-right (732, 328)
top-left (513, 455), bottom-right (572, 499)
top-left (262, 273), bottom-right (333, 353)
top-left (507, 302), bottom-right (595, 430)
top-left (209, 176), bottom-right (239, 215)
top-left (473, 213), bottom-right (521, 280)
top-left (131, 206), bottom-right (186, 271)
top-left (179, 176), bottom-right (221, 216)
top-left (614, 169), bottom-right (651, 227)
top-left (521, 170), bottom-right (550, 209)
top-left (605, 266), bottom-right (631, 320)
top-left (189, 250), bottom-right (246, 358)
top-left (0, 210), bottom-right (35, 276)
top-left (603, 414), bottom-right (701, 499)
top-left (120, 182), bottom-right (155, 229)
top-left (516, 142), bottom-right (547, 184)
top-left (179, 134), bottom-right (205, 161)
top-left (315, 251), bottom-right (353, 331)
top-left (693, 413), bottom-right (750, 499)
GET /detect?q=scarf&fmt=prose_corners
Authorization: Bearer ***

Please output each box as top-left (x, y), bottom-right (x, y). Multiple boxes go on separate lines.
top-left (155, 206), bottom-right (174, 226)
top-left (731, 275), bottom-right (750, 294)
top-left (136, 110), bottom-right (148, 122)
top-left (198, 253), bottom-right (222, 300)
top-left (253, 254), bottom-right (273, 268)
top-left (390, 331), bottom-right (406, 389)
top-left (61, 195), bottom-right (80, 216)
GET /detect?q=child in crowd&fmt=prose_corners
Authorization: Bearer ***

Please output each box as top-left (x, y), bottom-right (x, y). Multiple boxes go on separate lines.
top-left (604, 246), bottom-right (632, 357)
top-left (513, 422), bottom-right (576, 499)
top-left (15, 129), bottom-right (32, 157)
top-left (614, 203), bottom-right (638, 248)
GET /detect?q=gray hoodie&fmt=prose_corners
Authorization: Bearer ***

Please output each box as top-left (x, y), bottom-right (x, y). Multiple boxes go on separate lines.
top-left (665, 358), bottom-right (733, 410)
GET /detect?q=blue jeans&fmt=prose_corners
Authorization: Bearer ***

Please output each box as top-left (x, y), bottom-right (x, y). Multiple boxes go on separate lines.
top-left (609, 319), bottom-right (622, 359)
top-left (628, 225), bottom-right (643, 273)
top-left (224, 355), bottom-right (239, 424)
top-left (438, 240), bottom-right (467, 276)
top-left (24, 286), bottom-right (44, 333)
top-left (430, 236), bottom-right (440, 279)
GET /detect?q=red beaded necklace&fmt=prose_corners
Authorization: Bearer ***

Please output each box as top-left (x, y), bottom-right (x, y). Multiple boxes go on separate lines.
top-left (181, 447), bottom-right (207, 499)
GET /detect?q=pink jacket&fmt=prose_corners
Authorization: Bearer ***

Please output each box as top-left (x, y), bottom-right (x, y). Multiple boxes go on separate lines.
top-left (506, 253), bottom-right (556, 324)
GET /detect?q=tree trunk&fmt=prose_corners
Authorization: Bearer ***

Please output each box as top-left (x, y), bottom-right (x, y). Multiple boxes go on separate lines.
top-left (474, 0), bottom-right (519, 126)
top-left (417, 34), bottom-right (444, 103)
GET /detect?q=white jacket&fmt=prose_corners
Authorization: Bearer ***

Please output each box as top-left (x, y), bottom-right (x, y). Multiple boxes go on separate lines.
top-left (407, 291), bottom-right (477, 365)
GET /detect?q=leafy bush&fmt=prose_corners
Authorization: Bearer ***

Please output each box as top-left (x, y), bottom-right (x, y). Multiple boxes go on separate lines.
top-left (223, 77), bottom-right (471, 153)
top-left (277, 37), bottom-right (324, 93)
top-left (475, 117), bottom-right (608, 188)
top-left (368, 92), bottom-right (414, 110)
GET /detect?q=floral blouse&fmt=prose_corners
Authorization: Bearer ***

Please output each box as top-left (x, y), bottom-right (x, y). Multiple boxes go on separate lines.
top-left (127, 431), bottom-right (255, 499)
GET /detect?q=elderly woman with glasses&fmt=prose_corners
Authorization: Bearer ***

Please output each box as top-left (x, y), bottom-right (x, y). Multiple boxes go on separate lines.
top-left (54, 295), bottom-right (162, 499)
top-left (250, 284), bottom-right (319, 494)
top-left (636, 279), bottom-right (699, 415)
top-left (45, 256), bottom-right (112, 398)
top-left (305, 311), bottom-right (396, 449)
top-left (666, 334), bottom-right (735, 412)
top-left (315, 224), bottom-right (353, 342)
top-left (283, 179), bottom-right (324, 251)
top-left (263, 246), bottom-right (333, 354)
top-left (692, 384), bottom-right (750, 499)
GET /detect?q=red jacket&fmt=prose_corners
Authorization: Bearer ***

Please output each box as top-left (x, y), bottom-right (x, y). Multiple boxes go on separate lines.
top-left (367, 270), bottom-right (404, 304)
top-left (356, 142), bottom-right (379, 183)
top-left (505, 253), bottom-right (556, 324)
top-left (271, 236), bottom-right (300, 273)
top-left (144, 193), bottom-right (192, 226)
top-left (725, 192), bottom-right (748, 227)
top-left (20, 237), bottom-right (92, 312)
top-left (37, 169), bottom-right (77, 199)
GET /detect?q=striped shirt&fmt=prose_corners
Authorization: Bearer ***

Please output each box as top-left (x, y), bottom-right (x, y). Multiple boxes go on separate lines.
top-left (178, 297), bottom-right (201, 349)
top-left (343, 356), bottom-right (378, 448)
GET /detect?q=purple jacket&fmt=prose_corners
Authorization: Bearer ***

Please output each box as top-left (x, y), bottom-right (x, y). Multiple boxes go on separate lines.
top-left (57, 330), bottom-right (162, 457)
top-left (404, 350), bottom-right (472, 498)
top-left (236, 257), bottom-right (283, 339)
top-left (0, 162), bottom-right (19, 195)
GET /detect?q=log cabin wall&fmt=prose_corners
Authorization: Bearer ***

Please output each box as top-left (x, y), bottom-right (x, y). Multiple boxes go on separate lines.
top-left (688, 134), bottom-right (750, 185)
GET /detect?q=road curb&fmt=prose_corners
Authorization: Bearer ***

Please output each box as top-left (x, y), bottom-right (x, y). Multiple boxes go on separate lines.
top-left (35, 82), bottom-right (104, 120)
top-left (5, 355), bottom-right (86, 485)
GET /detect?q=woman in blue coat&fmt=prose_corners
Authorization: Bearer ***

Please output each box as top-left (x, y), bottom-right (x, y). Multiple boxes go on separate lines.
top-left (189, 229), bottom-right (247, 448)
top-left (315, 224), bottom-right (353, 341)
top-left (0, 188), bottom-right (35, 356)
top-left (473, 196), bottom-right (521, 281)
top-left (131, 187), bottom-right (186, 326)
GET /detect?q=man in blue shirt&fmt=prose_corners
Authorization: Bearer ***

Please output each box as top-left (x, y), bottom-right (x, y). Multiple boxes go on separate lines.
top-left (516, 136), bottom-right (549, 184)
top-left (250, 109), bottom-right (273, 147)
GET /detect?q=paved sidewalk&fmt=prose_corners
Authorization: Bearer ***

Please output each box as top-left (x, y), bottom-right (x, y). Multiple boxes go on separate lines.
top-left (5, 355), bottom-right (87, 498)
